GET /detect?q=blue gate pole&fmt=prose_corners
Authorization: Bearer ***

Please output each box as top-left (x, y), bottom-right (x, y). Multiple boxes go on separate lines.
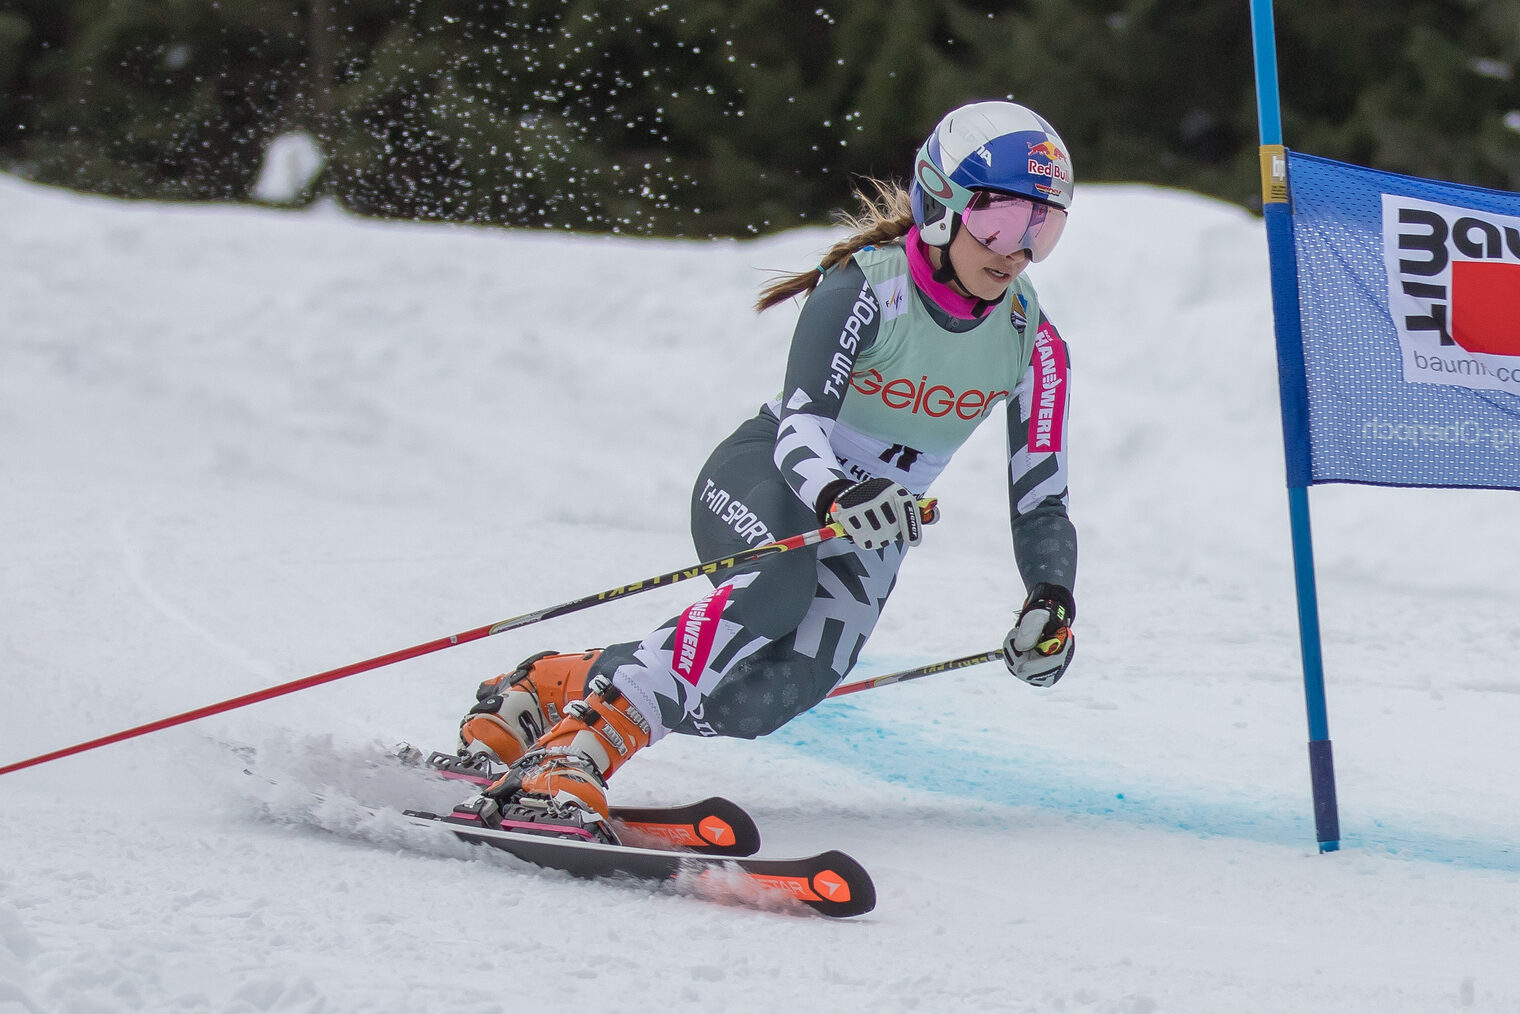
top-left (1249, 0), bottom-right (1341, 852)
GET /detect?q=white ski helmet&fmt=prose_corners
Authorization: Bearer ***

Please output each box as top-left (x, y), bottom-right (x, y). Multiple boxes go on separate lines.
top-left (910, 100), bottom-right (1074, 250)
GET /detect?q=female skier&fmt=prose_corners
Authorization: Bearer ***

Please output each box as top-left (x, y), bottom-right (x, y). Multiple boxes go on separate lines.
top-left (451, 100), bottom-right (1079, 836)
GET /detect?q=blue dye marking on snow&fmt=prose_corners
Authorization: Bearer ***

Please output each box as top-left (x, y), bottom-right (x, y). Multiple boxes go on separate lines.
top-left (780, 692), bottom-right (1520, 875)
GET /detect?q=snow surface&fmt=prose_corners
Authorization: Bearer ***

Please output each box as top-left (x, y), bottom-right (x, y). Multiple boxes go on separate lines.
top-left (3, 173), bottom-right (1520, 1014)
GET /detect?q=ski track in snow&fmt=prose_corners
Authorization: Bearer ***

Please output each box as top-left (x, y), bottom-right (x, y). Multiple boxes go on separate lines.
top-left (109, 514), bottom-right (285, 684)
top-left (4, 175), bottom-right (1520, 1013)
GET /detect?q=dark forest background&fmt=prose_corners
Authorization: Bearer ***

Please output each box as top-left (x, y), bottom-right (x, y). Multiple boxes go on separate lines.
top-left (2, 0), bottom-right (1518, 236)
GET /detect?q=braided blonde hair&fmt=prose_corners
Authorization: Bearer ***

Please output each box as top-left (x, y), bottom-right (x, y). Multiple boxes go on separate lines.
top-left (755, 178), bottom-right (917, 313)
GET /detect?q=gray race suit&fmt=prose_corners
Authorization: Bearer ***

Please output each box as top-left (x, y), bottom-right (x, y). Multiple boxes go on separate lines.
top-left (587, 243), bottom-right (1077, 742)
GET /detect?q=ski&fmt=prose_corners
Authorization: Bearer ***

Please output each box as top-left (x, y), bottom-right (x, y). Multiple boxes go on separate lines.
top-left (403, 807), bottom-right (876, 918)
top-left (400, 747), bottom-right (762, 857)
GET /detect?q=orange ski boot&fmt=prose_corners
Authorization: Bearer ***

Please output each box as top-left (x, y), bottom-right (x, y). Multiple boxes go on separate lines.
top-left (457, 649), bottom-right (601, 769)
top-left (463, 675), bottom-right (653, 837)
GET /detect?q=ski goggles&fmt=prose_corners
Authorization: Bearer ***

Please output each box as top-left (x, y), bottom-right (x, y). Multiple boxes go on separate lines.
top-left (960, 191), bottom-right (1068, 263)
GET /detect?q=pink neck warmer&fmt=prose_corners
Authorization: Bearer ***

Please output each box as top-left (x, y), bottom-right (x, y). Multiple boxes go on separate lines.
top-left (905, 226), bottom-right (993, 320)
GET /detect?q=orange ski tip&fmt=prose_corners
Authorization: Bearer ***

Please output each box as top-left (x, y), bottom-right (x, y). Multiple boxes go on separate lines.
top-left (740, 870), bottom-right (851, 905)
top-left (811, 869), bottom-right (852, 903)
top-left (697, 815), bottom-right (737, 847)
top-left (744, 873), bottom-right (821, 901)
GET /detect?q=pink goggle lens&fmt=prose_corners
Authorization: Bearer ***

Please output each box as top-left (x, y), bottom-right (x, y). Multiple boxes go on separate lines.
top-left (962, 192), bottom-right (1068, 262)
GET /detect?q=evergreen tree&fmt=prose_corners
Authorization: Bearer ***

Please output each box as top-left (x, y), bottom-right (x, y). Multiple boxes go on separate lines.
top-left (7, 0), bottom-right (306, 199)
top-left (2, 0), bottom-right (1517, 231)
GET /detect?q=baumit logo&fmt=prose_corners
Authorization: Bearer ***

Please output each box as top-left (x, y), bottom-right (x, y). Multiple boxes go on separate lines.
top-left (1384, 194), bottom-right (1520, 393)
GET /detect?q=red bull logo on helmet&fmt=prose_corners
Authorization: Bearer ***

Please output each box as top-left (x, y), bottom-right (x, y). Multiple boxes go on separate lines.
top-left (1026, 139), bottom-right (1072, 200)
top-left (1027, 141), bottom-right (1071, 183)
top-left (1027, 140), bottom-right (1067, 164)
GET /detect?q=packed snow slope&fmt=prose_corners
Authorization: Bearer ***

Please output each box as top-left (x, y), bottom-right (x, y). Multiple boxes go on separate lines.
top-left (4, 174), bottom-right (1520, 1014)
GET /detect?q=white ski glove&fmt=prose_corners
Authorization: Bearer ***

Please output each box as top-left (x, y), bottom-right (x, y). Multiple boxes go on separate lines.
top-left (1004, 583), bottom-right (1076, 687)
top-left (820, 477), bottom-right (925, 551)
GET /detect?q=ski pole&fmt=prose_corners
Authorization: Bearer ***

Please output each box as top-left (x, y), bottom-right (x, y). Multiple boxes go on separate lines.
top-left (825, 648), bottom-right (1002, 699)
top-left (0, 499), bottom-right (936, 778)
